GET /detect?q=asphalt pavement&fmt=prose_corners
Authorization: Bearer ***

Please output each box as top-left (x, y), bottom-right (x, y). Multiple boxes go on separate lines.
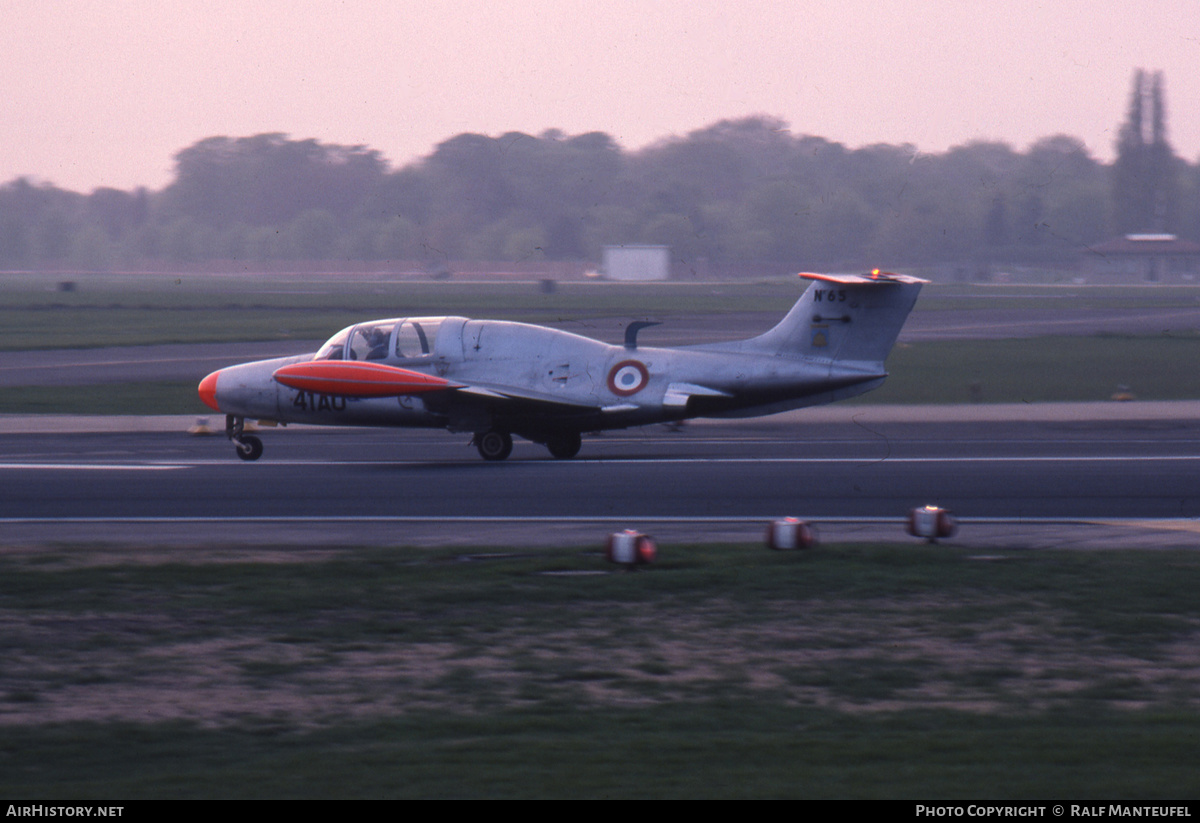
top-left (3, 398), bottom-right (1199, 432)
top-left (2, 406), bottom-right (1199, 550)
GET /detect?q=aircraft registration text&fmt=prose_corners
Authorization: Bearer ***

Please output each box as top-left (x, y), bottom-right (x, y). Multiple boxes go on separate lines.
top-left (291, 391), bottom-right (347, 412)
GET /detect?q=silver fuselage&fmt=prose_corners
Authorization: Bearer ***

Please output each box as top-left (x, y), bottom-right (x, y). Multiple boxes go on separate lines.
top-left (208, 316), bottom-right (885, 438)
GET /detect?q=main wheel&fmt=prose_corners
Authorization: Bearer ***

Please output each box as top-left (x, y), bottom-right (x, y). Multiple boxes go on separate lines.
top-left (545, 431), bottom-right (581, 459)
top-left (475, 430), bottom-right (513, 461)
top-left (235, 435), bottom-right (263, 461)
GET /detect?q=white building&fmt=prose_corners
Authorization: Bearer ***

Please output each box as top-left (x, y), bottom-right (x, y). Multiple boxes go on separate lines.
top-left (602, 245), bottom-right (670, 281)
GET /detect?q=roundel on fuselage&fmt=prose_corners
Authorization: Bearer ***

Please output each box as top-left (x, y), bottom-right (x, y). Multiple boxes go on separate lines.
top-left (607, 360), bottom-right (649, 397)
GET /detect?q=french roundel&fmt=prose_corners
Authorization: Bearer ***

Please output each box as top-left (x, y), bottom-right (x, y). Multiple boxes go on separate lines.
top-left (607, 360), bottom-right (649, 397)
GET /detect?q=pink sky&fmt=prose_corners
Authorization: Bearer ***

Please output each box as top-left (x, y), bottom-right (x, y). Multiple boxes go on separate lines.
top-left (4, 0), bottom-right (1198, 192)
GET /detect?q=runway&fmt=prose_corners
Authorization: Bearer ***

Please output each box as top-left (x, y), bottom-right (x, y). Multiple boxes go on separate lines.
top-left (4, 407), bottom-right (1200, 548)
top-left (4, 294), bottom-right (1200, 549)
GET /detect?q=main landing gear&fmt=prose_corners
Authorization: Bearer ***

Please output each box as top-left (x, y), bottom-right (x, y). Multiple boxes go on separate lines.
top-left (471, 429), bottom-right (583, 461)
top-left (544, 431), bottom-right (581, 460)
top-left (226, 414), bottom-right (263, 462)
top-left (473, 429), bottom-right (513, 461)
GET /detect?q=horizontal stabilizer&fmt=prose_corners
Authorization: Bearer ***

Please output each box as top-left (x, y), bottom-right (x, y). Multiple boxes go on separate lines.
top-left (273, 361), bottom-right (457, 397)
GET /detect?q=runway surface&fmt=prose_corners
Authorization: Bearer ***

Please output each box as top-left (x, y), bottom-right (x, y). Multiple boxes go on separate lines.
top-left (3, 407), bottom-right (1200, 548)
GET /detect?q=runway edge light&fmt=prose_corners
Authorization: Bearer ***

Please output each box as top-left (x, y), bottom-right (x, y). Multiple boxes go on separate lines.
top-left (606, 529), bottom-right (656, 567)
top-left (765, 517), bottom-right (817, 550)
top-left (907, 505), bottom-right (958, 542)
top-left (188, 417), bottom-right (215, 436)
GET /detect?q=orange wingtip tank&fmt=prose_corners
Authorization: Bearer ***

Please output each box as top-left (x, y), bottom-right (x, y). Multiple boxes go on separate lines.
top-left (272, 361), bottom-right (455, 397)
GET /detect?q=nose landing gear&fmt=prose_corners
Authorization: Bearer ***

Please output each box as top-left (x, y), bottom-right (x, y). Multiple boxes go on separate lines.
top-left (226, 414), bottom-right (264, 461)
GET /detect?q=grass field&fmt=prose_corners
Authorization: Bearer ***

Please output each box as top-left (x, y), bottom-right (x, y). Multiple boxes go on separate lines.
top-left (2, 541), bottom-right (1198, 798)
top-left (0, 275), bottom-right (794, 350)
top-left (5, 273), bottom-right (1200, 350)
top-left (867, 334), bottom-right (1200, 404)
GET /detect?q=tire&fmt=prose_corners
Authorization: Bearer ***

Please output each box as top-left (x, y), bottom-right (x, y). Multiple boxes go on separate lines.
top-left (236, 435), bottom-right (264, 461)
top-left (476, 430), bottom-right (513, 461)
top-left (545, 431), bottom-right (581, 459)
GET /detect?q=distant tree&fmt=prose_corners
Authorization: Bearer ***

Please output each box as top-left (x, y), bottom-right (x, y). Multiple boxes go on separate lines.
top-left (162, 134), bottom-right (387, 229)
top-left (1181, 163), bottom-right (1200, 244)
top-left (86, 187), bottom-right (148, 240)
top-left (580, 204), bottom-right (639, 254)
top-left (7, 109), bottom-right (1190, 271)
top-left (34, 207), bottom-right (74, 262)
top-left (165, 217), bottom-right (210, 262)
top-left (70, 225), bottom-right (113, 271)
top-left (985, 195), bottom-right (1009, 248)
top-left (0, 179), bottom-right (82, 266)
top-left (1113, 70), bottom-right (1149, 232)
top-left (0, 213), bottom-right (29, 267)
top-left (372, 216), bottom-right (418, 260)
top-left (286, 209), bottom-right (340, 259)
top-left (1147, 72), bottom-right (1181, 231)
top-left (1022, 136), bottom-right (1107, 250)
top-left (422, 132), bottom-right (515, 229)
top-left (1113, 70), bottom-right (1180, 233)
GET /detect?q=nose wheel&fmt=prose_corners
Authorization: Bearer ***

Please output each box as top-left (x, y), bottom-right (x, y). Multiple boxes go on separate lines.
top-left (226, 414), bottom-right (264, 461)
top-left (236, 435), bottom-right (263, 461)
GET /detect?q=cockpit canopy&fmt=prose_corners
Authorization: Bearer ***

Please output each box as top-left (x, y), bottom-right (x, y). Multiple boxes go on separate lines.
top-left (314, 317), bottom-right (450, 362)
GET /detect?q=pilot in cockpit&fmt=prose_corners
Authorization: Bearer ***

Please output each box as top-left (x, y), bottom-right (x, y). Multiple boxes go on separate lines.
top-left (363, 327), bottom-right (389, 361)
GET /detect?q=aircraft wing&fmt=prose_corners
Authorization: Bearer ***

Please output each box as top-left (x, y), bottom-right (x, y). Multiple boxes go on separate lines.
top-left (452, 381), bottom-right (604, 410)
top-left (451, 380), bottom-right (733, 415)
top-left (466, 381), bottom-right (730, 413)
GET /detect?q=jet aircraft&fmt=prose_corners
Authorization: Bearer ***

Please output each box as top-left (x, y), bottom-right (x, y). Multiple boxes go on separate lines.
top-left (198, 271), bottom-right (925, 461)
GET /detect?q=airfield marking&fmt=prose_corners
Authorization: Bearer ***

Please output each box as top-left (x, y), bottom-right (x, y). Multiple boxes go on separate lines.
top-left (2, 455), bottom-right (1200, 471)
top-left (176, 455), bottom-right (1200, 467)
top-left (0, 462), bottom-right (187, 471)
top-left (0, 515), bottom-right (1150, 526)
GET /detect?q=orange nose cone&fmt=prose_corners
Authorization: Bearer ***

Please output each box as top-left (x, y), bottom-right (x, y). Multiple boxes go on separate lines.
top-left (198, 370), bottom-right (221, 411)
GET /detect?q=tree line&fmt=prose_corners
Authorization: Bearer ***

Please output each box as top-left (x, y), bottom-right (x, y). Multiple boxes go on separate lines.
top-left (3, 76), bottom-right (1197, 275)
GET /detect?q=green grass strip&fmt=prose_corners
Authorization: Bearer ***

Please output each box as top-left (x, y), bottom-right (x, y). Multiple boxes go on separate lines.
top-left (2, 544), bottom-right (1199, 797)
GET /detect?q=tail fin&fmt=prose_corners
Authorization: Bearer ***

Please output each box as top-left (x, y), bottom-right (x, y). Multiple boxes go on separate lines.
top-left (743, 271), bottom-right (926, 363)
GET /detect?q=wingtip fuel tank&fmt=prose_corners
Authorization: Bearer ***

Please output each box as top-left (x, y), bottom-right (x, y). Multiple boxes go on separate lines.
top-left (271, 361), bottom-right (457, 398)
